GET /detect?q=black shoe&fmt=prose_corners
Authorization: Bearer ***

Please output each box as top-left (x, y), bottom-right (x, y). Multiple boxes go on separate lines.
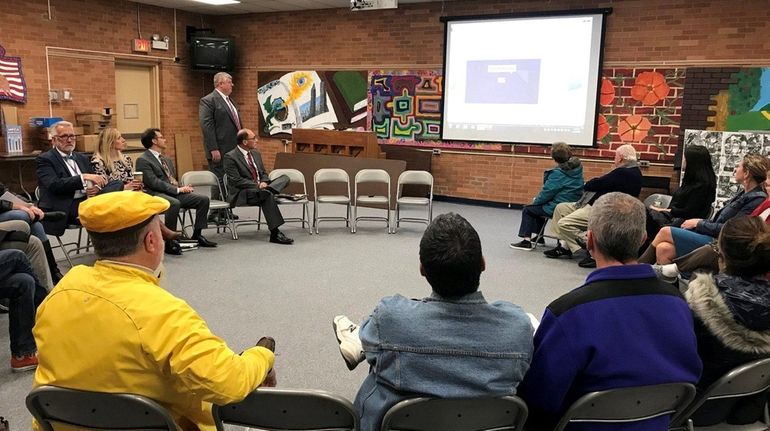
top-left (543, 246), bottom-right (572, 259)
top-left (43, 211), bottom-right (66, 222)
top-left (269, 230), bottom-right (293, 245)
top-left (165, 239), bottom-right (182, 255)
top-left (576, 236), bottom-right (588, 250)
top-left (195, 235), bottom-right (217, 247)
top-left (232, 214), bottom-right (240, 220)
top-left (207, 214), bottom-right (222, 225)
top-left (578, 256), bottom-right (597, 268)
top-left (535, 236), bottom-right (546, 245)
top-left (509, 240), bottom-right (534, 250)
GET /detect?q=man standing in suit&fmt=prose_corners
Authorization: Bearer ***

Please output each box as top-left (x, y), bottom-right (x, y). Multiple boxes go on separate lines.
top-left (223, 129), bottom-right (293, 245)
top-left (199, 72), bottom-right (240, 217)
top-left (135, 128), bottom-right (217, 254)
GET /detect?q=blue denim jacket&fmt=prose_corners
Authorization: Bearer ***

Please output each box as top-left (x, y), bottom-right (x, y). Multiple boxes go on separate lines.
top-left (354, 291), bottom-right (534, 431)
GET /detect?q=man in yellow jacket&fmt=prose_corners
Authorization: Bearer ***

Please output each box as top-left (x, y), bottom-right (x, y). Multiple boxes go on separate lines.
top-left (32, 191), bottom-right (276, 430)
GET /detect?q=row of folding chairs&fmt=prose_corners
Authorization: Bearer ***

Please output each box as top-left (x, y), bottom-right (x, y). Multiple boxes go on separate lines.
top-left (25, 357), bottom-right (770, 431)
top-left (181, 169), bottom-right (434, 239)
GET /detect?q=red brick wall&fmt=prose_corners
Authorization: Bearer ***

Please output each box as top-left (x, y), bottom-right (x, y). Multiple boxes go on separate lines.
top-left (2, 0), bottom-right (768, 203)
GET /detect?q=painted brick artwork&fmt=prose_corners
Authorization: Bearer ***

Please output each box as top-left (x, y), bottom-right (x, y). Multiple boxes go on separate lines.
top-left (0, 44), bottom-right (27, 104)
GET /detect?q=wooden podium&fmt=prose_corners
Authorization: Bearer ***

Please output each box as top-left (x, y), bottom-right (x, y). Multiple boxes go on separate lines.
top-left (291, 129), bottom-right (382, 158)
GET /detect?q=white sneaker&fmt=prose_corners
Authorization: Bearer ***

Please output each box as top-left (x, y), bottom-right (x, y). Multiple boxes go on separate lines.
top-left (333, 315), bottom-right (365, 370)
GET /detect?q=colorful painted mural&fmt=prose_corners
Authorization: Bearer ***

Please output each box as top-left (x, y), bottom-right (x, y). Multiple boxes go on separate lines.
top-left (257, 70), bottom-right (367, 138)
top-left (717, 68), bottom-right (770, 131)
top-left (367, 70), bottom-right (503, 151)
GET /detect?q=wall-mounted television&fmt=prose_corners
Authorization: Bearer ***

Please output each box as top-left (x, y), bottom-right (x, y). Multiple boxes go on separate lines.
top-left (190, 36), bottom-right (234, 72)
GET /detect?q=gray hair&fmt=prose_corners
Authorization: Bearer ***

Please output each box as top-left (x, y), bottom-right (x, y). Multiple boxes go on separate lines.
top-left (213, 72), bottom-right (232, 86)
top-left (615, 144), bottom-right (638, 162)
top-left (49, 120), bottom-right (74, 137)
top-left (588, 192), bottom-right (645, 263)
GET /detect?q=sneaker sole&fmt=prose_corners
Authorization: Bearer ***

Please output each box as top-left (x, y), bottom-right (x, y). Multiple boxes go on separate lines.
top-left (332, 318), bottom-right (360, 371)
top-left (509, 244), bottom-right (535, 251)
top-left (11, 364), bottom-right (37, 373)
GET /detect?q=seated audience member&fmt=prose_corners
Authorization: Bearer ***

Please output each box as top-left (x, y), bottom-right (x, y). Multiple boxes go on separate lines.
top-left (0, 183), bottom-right (63, 284)
top-left (645, 144), bottom-right (716, 246)
top-left (653, 173), bottom-right (770, 282)
top-left (92, 128), bottom-right (180, 242)
top-left (332, 213), bottom-right (534, 431)
top-left (519, 192), bottom-right (702, 431)
top-left (223, 129), bottom-right (293, 245)
top-left (0, 220), bottom-right (53, 291)
top-left (0, 249), bottom-right (48, 372)
top-left (685, 216), bottom-right (770, 426)
top-left (510, 142), bottom-right (583, 250)
top-left (544, 144), bottom-right (643, 268)
top-left (136, 128), bottom-right (217, 254)
top-left (33, 191), bottom-right (276, 430)
top-left (641, 153), bottom-right (768, 265)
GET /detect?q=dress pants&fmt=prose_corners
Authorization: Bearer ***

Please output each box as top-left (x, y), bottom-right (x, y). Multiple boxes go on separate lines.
top-left (517, 204), bottom-right (550, 238)
top-left (550, 202), bottom-right (592, 252)
top-left (207, 159), bottom-right (225, 202)
top-left (0, 249), bottom-right (45, 356)
top-left (243, 189), bottom-right (284, 231)
top-left (155, 192), bottom-right (210, 232)
top-left (0, 220), bottom-right (54, 290)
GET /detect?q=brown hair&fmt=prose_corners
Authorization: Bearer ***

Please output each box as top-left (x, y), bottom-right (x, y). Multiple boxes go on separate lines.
top-left (551, 142), bottom-right (572, 164)
top-left (741, 153), bottom-right (770, 185)
top-left (718, 216), bottom-right (770, 278)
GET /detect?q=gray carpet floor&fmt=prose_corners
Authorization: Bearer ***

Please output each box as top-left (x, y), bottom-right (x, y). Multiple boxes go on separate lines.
top-left (0, 201), bottom-right (764, 430)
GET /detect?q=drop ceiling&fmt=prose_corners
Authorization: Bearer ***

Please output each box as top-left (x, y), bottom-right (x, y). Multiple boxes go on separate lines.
top-left (130, 0), bottom-right (451, 15)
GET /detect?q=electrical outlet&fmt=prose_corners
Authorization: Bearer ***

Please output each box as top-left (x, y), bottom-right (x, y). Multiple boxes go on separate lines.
top-left (432, 148), bottom-right (441, 155)
top-left (639, 160), bottom-right (650, 167)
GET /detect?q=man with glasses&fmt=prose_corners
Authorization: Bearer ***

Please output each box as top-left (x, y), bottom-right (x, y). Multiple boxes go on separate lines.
top-left (223, 129), bottom-right (293, 244)
top-left (36, 121), bottom-right (122, 239)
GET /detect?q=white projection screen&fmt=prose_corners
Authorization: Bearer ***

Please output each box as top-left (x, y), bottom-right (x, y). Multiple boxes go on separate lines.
top-left (441, 9), bottom-right (610, 147)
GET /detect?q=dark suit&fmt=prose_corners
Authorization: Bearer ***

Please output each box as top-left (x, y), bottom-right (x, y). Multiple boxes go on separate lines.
top-left (199, 90), bottom-right (240, 200)
top-left (223, 147), bottom-right (289, 231)
top-left (36, 149), bottom-right (122, 236)
top-left (135, 150), bottom-right (210, 232)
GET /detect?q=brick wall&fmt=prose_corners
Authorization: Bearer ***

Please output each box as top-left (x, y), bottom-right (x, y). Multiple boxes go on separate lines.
top-left (1, 0), bottom-right (768, 203)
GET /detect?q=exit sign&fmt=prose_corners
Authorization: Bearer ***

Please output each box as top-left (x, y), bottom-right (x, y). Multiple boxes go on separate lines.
top-left (132, 39), bottom-right (151, 53)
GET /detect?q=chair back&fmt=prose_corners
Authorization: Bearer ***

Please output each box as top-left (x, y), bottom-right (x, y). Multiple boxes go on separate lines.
top-left (397, 170), bottom-right (433, 196)
top-left (271, 168), bottom-right (308, 194)
top-left (213, 388), bottom-right (356, 431)
top-left (670, 358), bottom-right (770, 427)
top-left (381, 396), bottom-right (528, 431)
top-left (180, 170), bottom-right (222, 199)
top-left (26, 385), bottom-right (179, 431)
top-left (552, 383), bottom-right (696, 431)
top-left (643, 193), bottom-right (673, 208)
top-left (314, 168), bottom-right (350, 198)
top-left (355, 169), bottom-right (390, 185)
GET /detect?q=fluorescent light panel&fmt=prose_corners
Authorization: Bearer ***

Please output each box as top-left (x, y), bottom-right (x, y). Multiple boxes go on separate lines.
top-left (192, 0), bottom-right (240, 5)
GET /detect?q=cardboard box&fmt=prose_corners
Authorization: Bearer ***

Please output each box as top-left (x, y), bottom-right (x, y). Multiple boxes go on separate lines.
top-left (72, 126), bottom-right (84, 136)
top-left (76, 134), bottom-right (99, 153)
top-left (81, 121), bottom-right (110, 135)
top-left (75, 110), bottom-right (112, 124)
top-left (1, 105), bottom-right (19, 125)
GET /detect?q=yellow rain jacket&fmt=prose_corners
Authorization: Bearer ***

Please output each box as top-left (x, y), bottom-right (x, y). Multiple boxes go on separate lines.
top-left (33, 260), bottom-right (274, 430)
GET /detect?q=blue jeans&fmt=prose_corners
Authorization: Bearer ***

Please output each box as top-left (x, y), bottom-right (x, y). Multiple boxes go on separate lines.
top-left (517, 205), bottom-right (550, 238)
top-left (0, 210), bottom-right (48, 243)
top-left (0, 249), bottom-right (42, 355)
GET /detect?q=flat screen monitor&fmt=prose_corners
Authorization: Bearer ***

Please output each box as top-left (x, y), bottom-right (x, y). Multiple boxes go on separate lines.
top-left (190, 36), bottom-right (234, 72)
top-left (441, 9), bottom-right (610, 147)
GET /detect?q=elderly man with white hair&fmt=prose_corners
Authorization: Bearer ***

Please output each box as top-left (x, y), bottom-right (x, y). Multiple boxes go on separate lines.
top-left (543, 144), bottom-right (643, 268)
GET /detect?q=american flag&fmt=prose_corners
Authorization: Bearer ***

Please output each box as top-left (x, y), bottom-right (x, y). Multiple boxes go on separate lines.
top-left (0, 44), bottom-right (27, 104)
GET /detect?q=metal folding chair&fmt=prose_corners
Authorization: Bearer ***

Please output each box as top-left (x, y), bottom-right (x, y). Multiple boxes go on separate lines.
top-left (353, 169), bottom-right (391, 234)
top-left (313, 168), bottom-right (351, 234)
top-left (266, 168), bottom-right (312, 234)
top-left (394, 170), bottom-right (433, 233)
top-left (381, 396), bottom-right (528, 431)
top-left (35, 187), bottom-right (89, 267)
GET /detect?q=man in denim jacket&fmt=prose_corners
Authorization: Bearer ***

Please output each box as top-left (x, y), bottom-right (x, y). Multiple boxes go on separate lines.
top-left (333, 213), bottom-right (534, 431)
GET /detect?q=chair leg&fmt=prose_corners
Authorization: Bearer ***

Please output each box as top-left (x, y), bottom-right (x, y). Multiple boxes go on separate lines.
top-left (56, 236), bottom-right (74, 267)
top-left (313, 201), bottom-right (319, 234)
top-left (351, 204), bottom-right (357, 233)
top-left (346, 203), bottom-right (350, 227)
top-left (394, 203), bottom-right (400, 232)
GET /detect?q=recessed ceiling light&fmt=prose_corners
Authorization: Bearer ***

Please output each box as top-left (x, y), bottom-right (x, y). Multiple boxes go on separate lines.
top-left (192, 0), bottom-right (240, 5)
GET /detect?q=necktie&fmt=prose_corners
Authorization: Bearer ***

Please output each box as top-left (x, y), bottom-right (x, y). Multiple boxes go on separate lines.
top-left (225, 97), bottom-right (242, 129)
top-left (159, 156), bottom-right (178, 186)
top-left (246, 152), bottom-right (259, 182)
top-left (64, 155), bottom-right (80, 175)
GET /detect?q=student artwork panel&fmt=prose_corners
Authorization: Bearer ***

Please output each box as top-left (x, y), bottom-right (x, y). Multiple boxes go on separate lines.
top-left (0, 44), bottom-right (28, 104)
top-left (721, 68), bottom-right (770, 132)
top-left (368, 70), bottom-right (503, 151)
top-left (683, 129), bottom-right (770, 208)
top-left (257, 70), bottom-right (368, 138)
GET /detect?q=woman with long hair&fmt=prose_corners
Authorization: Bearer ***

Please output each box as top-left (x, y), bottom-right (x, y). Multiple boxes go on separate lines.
top-left (91, 128), bottom-right (141, 190)
top-left (685, 215), bottom-right (770, 426)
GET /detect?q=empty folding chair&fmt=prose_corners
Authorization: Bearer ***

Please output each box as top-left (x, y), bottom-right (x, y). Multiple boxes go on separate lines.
top-left (269, 168), bottom-right (312, 234)
top-left (381, 396), bottom-right (528, 431)
top-left (180, 170), bottom-right (235, 239)
top-left (213, 388), bottom-right (356, 431)
top-left (26, 385), bottom-right (180, 431)
top-left (353, 169), bottom-right (391, 234)
top-left (394, 170), bottom-right (433, 233)
top-left (313, 168), bottom-right (351, 234)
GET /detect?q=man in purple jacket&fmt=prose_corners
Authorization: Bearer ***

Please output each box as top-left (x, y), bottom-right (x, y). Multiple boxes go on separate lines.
top-left (519, 192), bottom-right (702, 431)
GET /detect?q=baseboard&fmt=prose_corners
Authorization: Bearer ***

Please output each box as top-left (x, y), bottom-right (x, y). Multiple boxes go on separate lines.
top-left (433, 195), bottom-right (523, 210)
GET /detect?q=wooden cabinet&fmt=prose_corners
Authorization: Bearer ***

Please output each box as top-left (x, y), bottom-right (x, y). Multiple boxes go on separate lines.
top-left (290, 129), bottom-right (383, 159)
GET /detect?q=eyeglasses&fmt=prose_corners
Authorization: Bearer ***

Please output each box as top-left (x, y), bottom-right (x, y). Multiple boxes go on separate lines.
top-left (56, 135), bottom-right (76, 141)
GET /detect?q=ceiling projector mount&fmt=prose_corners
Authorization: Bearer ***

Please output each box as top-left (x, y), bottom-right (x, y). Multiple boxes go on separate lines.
top-left (351, 0), bottom-right (398, 11)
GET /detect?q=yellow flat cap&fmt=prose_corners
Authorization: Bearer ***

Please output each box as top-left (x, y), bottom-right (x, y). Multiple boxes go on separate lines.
top-left (79, 191), bottom-right (170, 233)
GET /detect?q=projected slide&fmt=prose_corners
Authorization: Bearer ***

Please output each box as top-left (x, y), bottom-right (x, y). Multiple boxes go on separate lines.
top-left (441, 11), bottom-right (608, 147)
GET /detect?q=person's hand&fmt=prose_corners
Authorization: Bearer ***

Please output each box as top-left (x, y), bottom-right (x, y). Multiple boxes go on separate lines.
top-left (260, 368), bottom-right (277, 387)
top-left (83, 173), bottom-right (107, 187)
top-left (211, 150), bottom-right (221, 162)
top-left (27, 205), bottom-right (45, 220)
top-left (13, 202), bottom-right (37, 220)
top-left (180, 185), bottom-right (194, 194)
top-left (124, 180), bottom-right (143, 191)
top-left (86, 186), bottom-right (99, 198)
top-left (649, 206), bottom-right (670, 212)
top-left (680, 218), bottom-right (701, 230)
top-left (259, 182), bottom-right (268, 189)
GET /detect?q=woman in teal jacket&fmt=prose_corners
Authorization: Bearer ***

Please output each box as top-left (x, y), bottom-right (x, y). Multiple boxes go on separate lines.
top-left (510, 143), bottom-right (584, 250)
